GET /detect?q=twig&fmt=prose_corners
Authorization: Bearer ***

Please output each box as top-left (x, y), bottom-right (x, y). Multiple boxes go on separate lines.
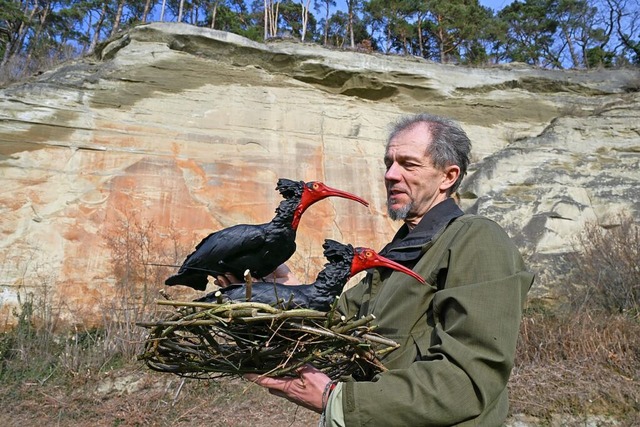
top-left (333, 314), bottom-right (376, 334)
top-left (138, 300), bottom-right (398, 380)
top-left (244, 269), bottom-right (252, 301)
top-left (172, 378), bottom-right (187, 406)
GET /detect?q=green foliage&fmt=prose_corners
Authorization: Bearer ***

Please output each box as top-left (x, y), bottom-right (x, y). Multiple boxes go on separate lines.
top-left (585, 45), bottom-right (616, 67)
top-left (209, 0), bottom-right (263, 41)
top-left (1, 0), bottom-right (639, 81)
top-left (363, 0), bottom-right (420, 53)
top-left (314, 0), bottom-right (337, 45)
top-left (275, 0), bottom-right (318, 39)
top-left (497, 0), bottom-right (559, 66)
top-left (326, 9), bottom-right (370, 49)
top-left (421, 0), bottom-right (495, 63)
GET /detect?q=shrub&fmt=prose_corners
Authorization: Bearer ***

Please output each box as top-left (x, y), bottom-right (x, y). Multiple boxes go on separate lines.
top-left (510, 308), bottom-right (640, 422)
top-left (508, 212), bottom-right (640, 422)
top-left (563, 212), bottom-right (639, 316)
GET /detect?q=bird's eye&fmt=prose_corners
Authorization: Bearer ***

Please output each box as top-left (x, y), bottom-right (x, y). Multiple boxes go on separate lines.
top-left (312, 183), bottom-right (319, 190)
top-left (365, 250), bottom-right (373, 258)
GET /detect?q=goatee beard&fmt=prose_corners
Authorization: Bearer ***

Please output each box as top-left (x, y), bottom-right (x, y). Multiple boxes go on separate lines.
top-left (388, 201), bottom-right (413, 221)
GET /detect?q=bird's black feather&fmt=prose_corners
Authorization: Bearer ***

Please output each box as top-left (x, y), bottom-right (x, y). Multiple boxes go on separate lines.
top-left (164, 179), bottom-right (367, 291)
top-left (197, 239), bottom-right (356, 311)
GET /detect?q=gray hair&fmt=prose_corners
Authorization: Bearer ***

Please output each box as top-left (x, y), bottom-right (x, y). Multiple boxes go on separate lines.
top-left (386, 113), bottom-right (471, 195)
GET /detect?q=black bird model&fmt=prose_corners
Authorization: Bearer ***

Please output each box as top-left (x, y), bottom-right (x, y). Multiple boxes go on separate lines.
top-left (165, 179), bottom-right (369, 291)
top-left (197, 239), bottom-right (427, 311)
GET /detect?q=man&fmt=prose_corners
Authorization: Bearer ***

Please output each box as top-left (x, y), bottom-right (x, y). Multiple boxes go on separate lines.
top-left (238, 113), bottom-right (534, 426)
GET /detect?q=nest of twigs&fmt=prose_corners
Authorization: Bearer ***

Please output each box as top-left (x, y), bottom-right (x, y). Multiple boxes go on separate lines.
top-left (137, 299), bottom-right (398, 380)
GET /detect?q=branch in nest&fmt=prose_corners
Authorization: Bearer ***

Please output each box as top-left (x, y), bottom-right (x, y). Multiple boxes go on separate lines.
top-left (137, 300), bottom-right (398, 380)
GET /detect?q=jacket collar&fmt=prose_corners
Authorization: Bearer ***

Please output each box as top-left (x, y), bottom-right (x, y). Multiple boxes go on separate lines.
top-left (378, 198), bottom-right (464, 265)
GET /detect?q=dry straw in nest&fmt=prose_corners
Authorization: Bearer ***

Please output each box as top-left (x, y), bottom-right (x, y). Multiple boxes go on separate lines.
top-left (137, 298), bottom-right (398, 380)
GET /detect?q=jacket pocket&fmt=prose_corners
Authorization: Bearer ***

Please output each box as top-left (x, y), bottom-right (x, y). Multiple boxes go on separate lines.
top-left (411, 323), bottom-right (432, 361)
top-left (377, 333), bottom-right (417, 370)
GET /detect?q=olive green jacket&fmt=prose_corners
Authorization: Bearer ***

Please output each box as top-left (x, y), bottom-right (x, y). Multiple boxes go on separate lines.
top-left (336, 210), bottom-right (534, 426)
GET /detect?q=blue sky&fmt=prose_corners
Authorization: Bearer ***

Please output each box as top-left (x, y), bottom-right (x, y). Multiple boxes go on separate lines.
top-left (479, 0), bottom-right (514, 11)
top-left (334, 0), bottom-right (515, 13)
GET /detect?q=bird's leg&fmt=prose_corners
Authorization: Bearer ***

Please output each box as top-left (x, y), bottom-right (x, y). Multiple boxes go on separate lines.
top-left (244, 269), bottom-right (253, 302)
top-left (270, 282), bottom-right (284, 309)
top-left (284, 293), bottom-right (295, 310)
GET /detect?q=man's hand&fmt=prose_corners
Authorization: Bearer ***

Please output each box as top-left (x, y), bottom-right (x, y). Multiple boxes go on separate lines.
top-left (213, 264), bottom-right (300, 288)
top-left (261, 263), bottom-right (299, 285)
top-left (244, 365), bottom-right (332, 413)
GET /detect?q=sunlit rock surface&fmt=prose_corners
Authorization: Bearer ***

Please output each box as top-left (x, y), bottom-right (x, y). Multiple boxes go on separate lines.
top-left (1, 22), bottom-right (638, 326)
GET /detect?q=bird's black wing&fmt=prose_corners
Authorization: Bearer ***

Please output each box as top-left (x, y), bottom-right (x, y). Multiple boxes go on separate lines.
top-left (200, 283), bottom-right (328, 310)
top-left (177, 223), bottom-right (269, 278)
top-left (220, 283), bottom-right (312, 309)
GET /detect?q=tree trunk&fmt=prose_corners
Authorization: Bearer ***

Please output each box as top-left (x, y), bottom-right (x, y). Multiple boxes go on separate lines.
top-left (273, 1), bottom-right (280, 37)
top-left (25, 2), bottom-right (51, 65)
top-left (110, 0), bottom-right (126, 38)
top-left (562, 27), bottom-right (581, 68)
top-left (437, 14), bottom-right (445, 62)
top-left (323, 0), bottom-right (330, 45)
top-left (264, 0), bottom-right (268, 39)
top-left (142, 0), bottom-right (153, 23)
top-left (300, 0), bottom-right (311, 42)
top-left (211, 1), bottom-right (218, 29)
top-left (4, 2), bottom-right (39, 69)
top-left (88, 2), bottom-right (108, 53)
top-left (0, 35), bottom-right (15, 69)
top-left (417, 15), bottom-right (424, 58)
top-left (385, 25), bottom-right (391, 53)
top-left (348, 1), bottom-right (355, 49)
top-left (160, 0), bottom-right (167, 22)
top-left (178, 0), bottom-right (185, 22)
top-left (264, 0), bottom-right (279, 38)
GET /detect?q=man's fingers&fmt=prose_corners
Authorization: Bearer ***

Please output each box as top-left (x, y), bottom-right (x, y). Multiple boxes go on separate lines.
top-left (244, 373), bottom-right (312, 401)
top-left (244, 374), bottom-right (292, 390)
top-left (214, 273), bottom-right (241, 288)
top-left (296, 364), bottom-right (316, 376)
top-left (244, 367), bottom-right (330, 414)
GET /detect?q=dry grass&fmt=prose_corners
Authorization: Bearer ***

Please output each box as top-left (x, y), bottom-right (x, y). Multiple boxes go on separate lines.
top-left (2, 211), bottom-right (639, 425)
top-left (0, 367), bottom-right (319, 426)
top-left (506, 211), bottom-right (640, 424)
top-left (510, 309), bottom-right (640, 424)
top-left (2, 309), bottom-right (638, 426)
top-left (563, 212), bottom-right (639, 316)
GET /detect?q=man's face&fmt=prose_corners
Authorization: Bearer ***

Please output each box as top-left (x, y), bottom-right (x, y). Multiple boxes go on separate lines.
top-left (384, 123), bottom-right (447, 226)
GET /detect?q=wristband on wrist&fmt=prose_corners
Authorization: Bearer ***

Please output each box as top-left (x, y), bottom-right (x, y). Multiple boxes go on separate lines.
top-left (319, 380), bottom-right (338, 426)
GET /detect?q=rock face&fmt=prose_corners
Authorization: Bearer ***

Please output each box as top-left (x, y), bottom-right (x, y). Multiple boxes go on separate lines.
top-left (1, 23), bottom-right (638, 327)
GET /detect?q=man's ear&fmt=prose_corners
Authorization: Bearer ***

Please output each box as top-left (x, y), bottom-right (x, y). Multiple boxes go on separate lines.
top-left (440, 165), bottom-right (461, 192)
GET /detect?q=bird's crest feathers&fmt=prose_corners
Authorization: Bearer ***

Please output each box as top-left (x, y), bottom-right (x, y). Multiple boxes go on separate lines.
top-left (322, 239), bottom-right (354, 263)
top-left (276, 178), bottom-right (304, 199)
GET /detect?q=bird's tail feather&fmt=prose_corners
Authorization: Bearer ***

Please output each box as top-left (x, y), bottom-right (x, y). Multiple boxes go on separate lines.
top-left (164, 273), bottom-right (209, 291)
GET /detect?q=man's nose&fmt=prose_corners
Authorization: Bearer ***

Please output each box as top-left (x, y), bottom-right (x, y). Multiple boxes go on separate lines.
top-left (385, 162), bottom-right (401, 182)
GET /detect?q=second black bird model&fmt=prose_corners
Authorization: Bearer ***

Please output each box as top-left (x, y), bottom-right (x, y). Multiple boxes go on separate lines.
top-left (165, 179), bottom-right (369, 291)
top-left (197, 239), bottom-right (427, 311)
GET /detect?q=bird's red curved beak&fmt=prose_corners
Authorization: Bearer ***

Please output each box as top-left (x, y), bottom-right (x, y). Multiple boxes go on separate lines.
top-left (350, 248), bottom-right (427, 285)
top-left (292, 182), bottom-right (369, 229)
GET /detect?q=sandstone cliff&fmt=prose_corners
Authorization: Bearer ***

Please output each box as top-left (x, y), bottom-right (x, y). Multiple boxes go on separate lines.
top-left (1, 22), bottom-right (638, 327)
